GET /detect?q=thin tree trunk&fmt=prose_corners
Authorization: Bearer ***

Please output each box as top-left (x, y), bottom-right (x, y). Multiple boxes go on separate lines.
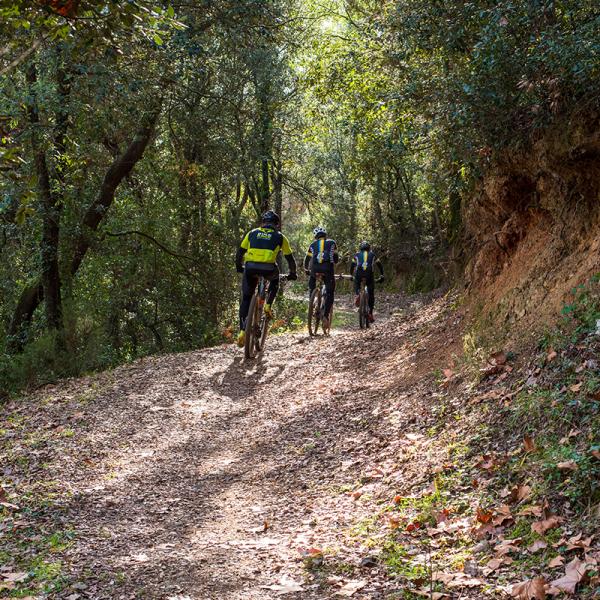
top-left (27, 63), bottom-right (63, 332)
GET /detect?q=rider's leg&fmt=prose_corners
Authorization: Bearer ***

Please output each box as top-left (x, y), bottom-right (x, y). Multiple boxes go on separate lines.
top-left (239, 269), bottom-right (258, 330)
top-left (264, 265), bottom-right (280, 315)
top-left (354, 272), bottom-right (360, 306)
top-left (368, 273), bottom-right (375, 313)
top-left (324, 271), bottom-right (336, 317)
top-left (367, 273), bottom-right (375, 322)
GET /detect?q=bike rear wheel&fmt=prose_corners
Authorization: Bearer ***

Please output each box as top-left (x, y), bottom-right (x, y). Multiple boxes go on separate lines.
top-left (259, 311), bottom-right (270, 351)
top-left (359, 290), bottom-right (368, 329)
top-left (244, 294), bottom-right (261, 359)
top-left (322, 294), bottom-right (332, 335)
top-left (308, 288), bottom-right (322, 336)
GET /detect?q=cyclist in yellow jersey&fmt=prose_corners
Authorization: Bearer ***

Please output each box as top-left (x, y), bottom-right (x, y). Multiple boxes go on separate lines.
top-left (235, 210), bottom-right (297, 346)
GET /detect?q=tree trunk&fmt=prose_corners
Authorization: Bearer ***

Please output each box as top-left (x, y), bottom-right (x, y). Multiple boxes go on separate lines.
top-left (272, 158), bottom-right (282, 222)
top-left (8, 107), bottom-right (160, 352)
top-left (27, 63), bottom-right (63, 332)
top-left (70, 108), bottom-right (160, 275)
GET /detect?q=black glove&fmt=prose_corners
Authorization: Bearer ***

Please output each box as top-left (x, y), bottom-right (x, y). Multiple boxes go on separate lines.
top-left (287, 271), bottom-right (298, 281)
top-left (377, 276), bottom-right (385, 283)
top-left (236, 266), bottom-right (244, 274)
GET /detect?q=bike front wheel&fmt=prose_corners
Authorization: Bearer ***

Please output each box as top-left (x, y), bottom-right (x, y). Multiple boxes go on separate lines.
top-left (259, 311), bottom-right (270, 352)
top-left (322, 299), bottom-right (333, 335)
top-left (359, 291), bottom-right (368, 329)
top-left (308, 288), bottom-right (322, 336)
top-left (245, 294), bottom-right (261, 359)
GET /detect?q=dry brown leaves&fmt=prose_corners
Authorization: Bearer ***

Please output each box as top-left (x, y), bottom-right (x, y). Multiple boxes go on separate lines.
top-left (548, 557), bottom-right (588, 594)
top-left (511, 576), bottom-right (547, 599)
top-left (531, 515), bottom-right (563, 535)
top-left (510, 556), bottom-right (591, 598)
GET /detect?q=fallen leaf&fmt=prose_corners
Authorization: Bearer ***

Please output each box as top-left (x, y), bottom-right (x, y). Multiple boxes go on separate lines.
top-left (502, 484), bottom-right (532, 503)
top-left (261, 575), bottom-right (304, 595)
top-left (549, 557), bottom-right (587, 594)
top-left (548, 556), bottom-right (565, 568)
top-left (495, 539), bottom-right (521, 557)
top-left (569, 382), bottom-right (583, 393)
top-left (492, 504), bottom-right (514, 527)
top-left (406, 520), bottom-right (421, 532)
top-left (510, 576), bottom-right (547, 599)
top-left (547, 349), bottom-right (557, 362)
top-left (532, 515), bottom-right (563, 535)
top-left (476, 507), bottom-right (493, 524)
top-left (565, 533), bottom-right (593, 550)
top-left (335, 580), bottom-right (367, 596)
top-left (524, 436), bottom-right (536, 453)
top-left (556, 460), bottom-right (578, 472)
top-left (2, 573), bottom-right (28, 583)
top-left (518, 505), bottom-right (544, 518)
top-left (528, 540), bottom-right (548, 553)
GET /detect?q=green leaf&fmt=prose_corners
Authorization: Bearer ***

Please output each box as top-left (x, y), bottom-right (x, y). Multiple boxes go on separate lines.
top-left (153, 33), bottom-right (163, 46)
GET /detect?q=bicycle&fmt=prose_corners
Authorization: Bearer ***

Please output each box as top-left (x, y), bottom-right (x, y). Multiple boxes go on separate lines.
top-left (307, 273), bottom-right (352, 336)
top-left (357, 275), bottom-right (384, 329)
top-left (244, 273), bottom-right (288, 359)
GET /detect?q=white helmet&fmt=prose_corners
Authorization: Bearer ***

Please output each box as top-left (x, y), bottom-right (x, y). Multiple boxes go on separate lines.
top-left (313, 226), bottom-right (327, 238)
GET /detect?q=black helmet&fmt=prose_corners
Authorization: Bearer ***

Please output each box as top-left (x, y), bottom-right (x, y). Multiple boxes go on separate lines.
top-left (261, 210), bottom-right (280, 226)
top-left (359, 240), bottom-right (370, 251)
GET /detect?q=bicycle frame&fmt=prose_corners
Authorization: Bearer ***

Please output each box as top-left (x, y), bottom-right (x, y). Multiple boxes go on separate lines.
top-left (359, 276), bottom-right (370, 329)
top-left (244, 273), bottom-right (287, 359)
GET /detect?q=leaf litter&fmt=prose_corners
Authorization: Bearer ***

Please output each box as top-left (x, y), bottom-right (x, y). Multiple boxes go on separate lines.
top-left (1, 291), bottom-right (598, 598)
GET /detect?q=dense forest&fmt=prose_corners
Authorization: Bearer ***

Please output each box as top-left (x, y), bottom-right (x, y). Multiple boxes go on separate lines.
top-left (1, 1), bottom-right (599, 391)
top-left (1, 2), bottom-right (600, 599)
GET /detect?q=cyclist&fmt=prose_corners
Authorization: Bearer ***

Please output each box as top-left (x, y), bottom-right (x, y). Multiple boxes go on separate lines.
top-left (350, 241), bottom-right (384, 323)
top-left (303, 226), bottom-right (338, 329)
top-left (235, 210), bottom-right (297, 347)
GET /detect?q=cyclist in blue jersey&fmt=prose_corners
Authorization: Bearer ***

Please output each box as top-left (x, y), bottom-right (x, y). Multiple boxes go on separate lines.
top-left (350, 241), bottom-right (384, 322)
top-left (303, 226), bottom-right (338, 329)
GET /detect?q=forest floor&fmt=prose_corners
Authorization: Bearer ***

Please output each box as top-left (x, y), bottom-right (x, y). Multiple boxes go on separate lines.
top-left (1, 291), bottom-right (599, 599)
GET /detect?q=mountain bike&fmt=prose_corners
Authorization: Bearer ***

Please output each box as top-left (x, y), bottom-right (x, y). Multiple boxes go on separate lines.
top-left (244, 273), bottom-right (288, 359)
top-left (357, 276), bottom-right (384, 329)
top-left (307, 273), bottom-right (352, 336)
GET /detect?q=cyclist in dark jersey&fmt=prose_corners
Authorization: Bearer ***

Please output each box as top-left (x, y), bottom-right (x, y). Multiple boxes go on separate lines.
top-left (235, 210), bottom-right (297, 346)
top-left (350, 241), bottom-right (384, 322)
top-left (303, 226), bottom-right (338, 329)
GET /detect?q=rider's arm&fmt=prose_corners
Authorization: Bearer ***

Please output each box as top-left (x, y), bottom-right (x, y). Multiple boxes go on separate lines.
top-left (236, 232), bottom-right (251, 272)
top-left (350, 256), bottom-right (356, 276)
top-left (281, 235), bottom-right (297, 274)
top-left (332, 241), bottom-right (339, 264)
top-left (303, 244), bottom-right (313, 272)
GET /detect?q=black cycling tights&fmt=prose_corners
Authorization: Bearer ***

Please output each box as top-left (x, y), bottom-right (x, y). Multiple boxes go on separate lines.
top-left (239, 266), bottom-right (279, 330)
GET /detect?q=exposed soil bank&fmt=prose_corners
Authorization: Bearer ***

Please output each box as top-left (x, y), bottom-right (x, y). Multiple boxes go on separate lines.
top-left (464, 116), bottom-right (600, 331)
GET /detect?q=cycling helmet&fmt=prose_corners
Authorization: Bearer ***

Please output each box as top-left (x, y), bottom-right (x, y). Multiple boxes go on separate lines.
top-left (261, 210), bottom-right (280, 226)
top-left (313, 226), bottom-right (327, 238)
top-left (359, 240), bottom-right (370, 251)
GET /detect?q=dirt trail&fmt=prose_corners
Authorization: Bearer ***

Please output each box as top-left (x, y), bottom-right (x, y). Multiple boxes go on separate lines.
top-left (1, 293), bottom-right (463, 599)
